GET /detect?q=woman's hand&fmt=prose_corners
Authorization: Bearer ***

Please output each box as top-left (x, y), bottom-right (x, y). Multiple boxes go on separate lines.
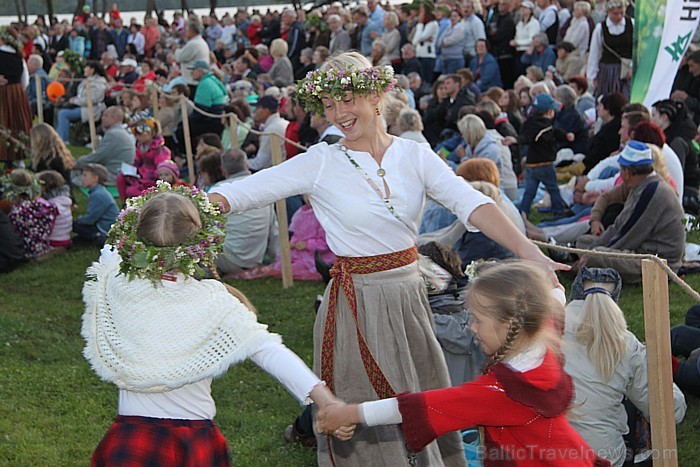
top-left (207, 193), bottom-right (230, 213)
top-left (455, 144), bottom-right (466, 160)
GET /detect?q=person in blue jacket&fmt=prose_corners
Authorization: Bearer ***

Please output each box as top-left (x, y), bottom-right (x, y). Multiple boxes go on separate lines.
top-left (520, 33), bottom-right (556, 76)
top-left (469, 39), bottom-right (502, 92)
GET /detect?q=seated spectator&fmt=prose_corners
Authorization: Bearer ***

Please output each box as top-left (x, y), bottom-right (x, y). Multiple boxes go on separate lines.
top-left (553, 84), bottom-right (589, 154)
top-left (452, 181), bottom-right (516, 265)
top-left (5, 169), bottom-right (58, 261)
top-left (671, 304), bottom-right (700, 398)
top-left (26, 53), bottom-right (50, 118)
top-left (498, 89), bottom-right (523, 133)
top-left (55, 61), bottom-right (108, 144)
top-left (236, 195), bottom-right (336, 281)
top-left (309, 113), bottom-right (343, 145)
top-left (197, 152), bottom-right (226, 192)
top-left (567, 75), bottom-right (596, 125)
top-left (564, 268), bottom-right (686, 467)
top-left (156, 160), bottom-right (187, 187)
top-left (0, 210), bottom-right (25, 273)
top-left (370, 40), bottom-right (391, 67)
top-left (397, 108), bottom-right (429, 144)
top-left (586, 92), bottom-right (626, 172)
top-left (73, 163), bottom-right (119, 246)
top-left (74, 106), bottom-right (136, 186)
top-left (117, 118), bottom-right (172, 199)
top-left (295, 47), bottom-right (314, 81)
top-left (36, 170), bottom-right (72, 249)
top-left (576, 141), bottom-right (685, 284)
top-left (470, 39), bottom-right (502, 92)
top-left (651, 99), bottom-right (700, 214)
top-left (520, 33), bottom-right (556, 76)
top-left (248, 96), bottom-right (289, 171)
top-left (213, 149), bottom-right (278, 275)
top-left (555, 42), bottom-right (585, 81)
top-left (417, 241), bottom-right (486, 386)
top-left (30, 123), bottom-right (76, 190)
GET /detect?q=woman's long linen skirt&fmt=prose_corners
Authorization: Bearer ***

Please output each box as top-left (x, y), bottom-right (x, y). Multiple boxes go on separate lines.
top-left (0, 83), bottom-right (32, 162)
top-left (313, 262), bottom-right (467, 467)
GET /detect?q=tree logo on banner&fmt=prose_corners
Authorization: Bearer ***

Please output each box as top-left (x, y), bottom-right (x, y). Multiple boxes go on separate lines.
top-left (664, 32), bottom-right (693, 62)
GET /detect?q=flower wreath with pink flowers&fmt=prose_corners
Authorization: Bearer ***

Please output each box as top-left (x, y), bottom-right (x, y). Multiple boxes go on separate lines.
top-left (295, 65), bottom-right (397, 115)
top-left (108, 181), bottom-right (225, 283)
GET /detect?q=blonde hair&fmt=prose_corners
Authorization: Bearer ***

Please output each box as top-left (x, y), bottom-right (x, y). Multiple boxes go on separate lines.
top-left (384, 11), bottom-right (399, 28)
top-left (137, 192), bottom-right (256, 311)
top-left (650, 144), bottom-right (673, 188)
top-left (137, 192), bottom-right (202, 247)
top-left (319, 51), bottom-right (387, 112)
top-left (476, 98), bottom-right (502, 119)
top-left (270, 38), bottom-right (289, 58)
top-left (575, 281), bottom-right (628, 381)
top-left (457, 114), bottom-right (486, 149)
top-left (30, 123), bottom-right (76, 172)
top-left (468, 261), bottom-right (559, 366)
top-left (382, 92), bottom-right (408, 133)
top-left (574, 1), bottom-right (591, 15)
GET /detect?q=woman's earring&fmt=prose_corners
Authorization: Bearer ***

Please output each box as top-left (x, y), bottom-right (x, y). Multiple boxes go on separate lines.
top-left (375, 107), bottom-right (381, 116)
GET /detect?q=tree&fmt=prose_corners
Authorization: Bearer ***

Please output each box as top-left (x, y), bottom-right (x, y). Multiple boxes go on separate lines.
top-left (46, 0), bottom-right (55, 23)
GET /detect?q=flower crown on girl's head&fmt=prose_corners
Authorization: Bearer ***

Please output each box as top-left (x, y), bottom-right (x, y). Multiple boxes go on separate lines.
top-left (108, 181), bottom-right (225, 283)
top-left (295, 65), bottom-right (397, 115)
top-left (0, 172), bottom-right (42, 203)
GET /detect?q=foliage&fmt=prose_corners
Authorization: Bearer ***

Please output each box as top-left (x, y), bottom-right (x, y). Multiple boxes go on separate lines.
top-left (61, 49), bottom-right (85, 77)
top-left (0, 128), bottom-right (30, 157)
top-left (295, 65), bottom-right (397, 115)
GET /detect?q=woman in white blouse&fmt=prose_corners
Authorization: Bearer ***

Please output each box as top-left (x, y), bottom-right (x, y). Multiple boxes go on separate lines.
top-left (563, 1), bottom-right (593, 54)
top-left (208, 51), bottom-right (564, 467)
top-left (411, 3), bottom-right (440, 84)
top-left (510, 1), bottom-right (541, 54)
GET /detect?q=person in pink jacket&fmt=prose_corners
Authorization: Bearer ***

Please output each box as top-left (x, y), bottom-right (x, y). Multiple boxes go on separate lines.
top-left (117, 117), bottom-right (172, 199)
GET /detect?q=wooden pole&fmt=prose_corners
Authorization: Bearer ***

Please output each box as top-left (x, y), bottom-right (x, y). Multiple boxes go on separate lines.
top-left (180, 96), bottom-right (195, 184)
top-left (35, 74), bottom-right (44, 124)
top-left (228, 115), bottom-right (238, 149)
top-left (641, 259), bottom-right (678, 467)
top-left (85, 82), bottom-right (97, 150)
top-left (270, 133), bottom-right (293, 289)
top-left (152, 86), bottom-right (159, 121)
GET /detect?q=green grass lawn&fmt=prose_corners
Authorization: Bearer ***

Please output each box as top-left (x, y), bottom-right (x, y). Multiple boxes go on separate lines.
top-left (1, 148), bottom-right (699, 465)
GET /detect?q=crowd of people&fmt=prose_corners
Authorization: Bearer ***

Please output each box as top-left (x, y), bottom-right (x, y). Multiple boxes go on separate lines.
top-left (1, 0), bottom-right (700, 465)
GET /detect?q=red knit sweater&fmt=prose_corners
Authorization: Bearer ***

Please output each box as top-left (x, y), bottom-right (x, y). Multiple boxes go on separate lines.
top-left (397, 350), bottom-right (611, 466)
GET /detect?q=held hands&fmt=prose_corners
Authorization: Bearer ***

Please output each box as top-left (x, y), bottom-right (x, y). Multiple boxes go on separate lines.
top-left (316, 403), bottom-right (362, 440)
top-left (309, 385), bottom-right (357, 441)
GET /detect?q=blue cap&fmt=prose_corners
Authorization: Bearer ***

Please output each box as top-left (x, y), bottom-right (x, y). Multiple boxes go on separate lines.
top-left (162, 76), bottom-right (186, 93)
top-left (618, 140), bottom-right (653, 167)
top-left (187, 60), bottom-right (210, 71)
top-left (533, 93), bottom-right (559, 113)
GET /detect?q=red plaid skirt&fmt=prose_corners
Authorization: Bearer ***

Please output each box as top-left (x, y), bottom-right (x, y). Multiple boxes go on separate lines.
top-left (91, 415), bottom-right (230, 467)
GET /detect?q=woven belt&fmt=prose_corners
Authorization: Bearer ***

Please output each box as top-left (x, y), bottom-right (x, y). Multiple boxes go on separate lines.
top-left (320, 246), bottom-right (418, 399)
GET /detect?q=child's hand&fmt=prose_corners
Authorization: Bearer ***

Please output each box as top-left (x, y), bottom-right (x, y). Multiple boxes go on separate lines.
top-left (566, 132), bottom-right (575, 142)
top-left (316, 404), bottom-right (362, 435)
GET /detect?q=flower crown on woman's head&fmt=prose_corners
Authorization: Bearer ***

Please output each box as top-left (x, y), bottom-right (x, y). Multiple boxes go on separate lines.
top-left (0, 173), bottom-right (41, 203)
top-left (0, 26), bottom-right (21, 54)
top-left (108, 181), bottom-right (225, 283)
top-left (295, 65), bottom-right (397, 115)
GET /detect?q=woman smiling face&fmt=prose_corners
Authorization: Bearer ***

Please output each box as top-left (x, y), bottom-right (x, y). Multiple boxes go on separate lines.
top-left (321, 92), bottom-right (380, 142)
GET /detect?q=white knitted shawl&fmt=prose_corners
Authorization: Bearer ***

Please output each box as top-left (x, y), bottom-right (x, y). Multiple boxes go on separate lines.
top-left (81, 253), bottom-right (281, 393)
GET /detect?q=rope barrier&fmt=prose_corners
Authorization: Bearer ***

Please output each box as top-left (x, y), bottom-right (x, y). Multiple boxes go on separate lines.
top-left (532, 239), bottom-right (700, 302)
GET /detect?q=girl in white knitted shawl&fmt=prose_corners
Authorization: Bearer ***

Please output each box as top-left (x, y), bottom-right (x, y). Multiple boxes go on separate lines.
top-left (81, 188), bottom-right (350, 466)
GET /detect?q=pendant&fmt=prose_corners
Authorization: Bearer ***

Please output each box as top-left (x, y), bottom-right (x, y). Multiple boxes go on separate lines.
top-left (377, 168), bottom-right (386, 177)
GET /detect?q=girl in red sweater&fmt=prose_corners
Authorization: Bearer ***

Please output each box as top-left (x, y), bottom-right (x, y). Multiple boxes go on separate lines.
top-left (317, 261), bottom-right (611, 466)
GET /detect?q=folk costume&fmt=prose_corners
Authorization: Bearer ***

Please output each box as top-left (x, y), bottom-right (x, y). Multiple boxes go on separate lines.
top-left (360, 346), bottom-right (612, 467)
top-left (211, 136), bottom-right (494, 466)
top-left (81, 185), bottom-right (326, 467)
top-left (0, 33), bottom-right (32, 164)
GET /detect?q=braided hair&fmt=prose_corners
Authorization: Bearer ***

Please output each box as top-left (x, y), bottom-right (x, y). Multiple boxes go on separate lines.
top-left (466, 261), bottom-right (556, 369)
